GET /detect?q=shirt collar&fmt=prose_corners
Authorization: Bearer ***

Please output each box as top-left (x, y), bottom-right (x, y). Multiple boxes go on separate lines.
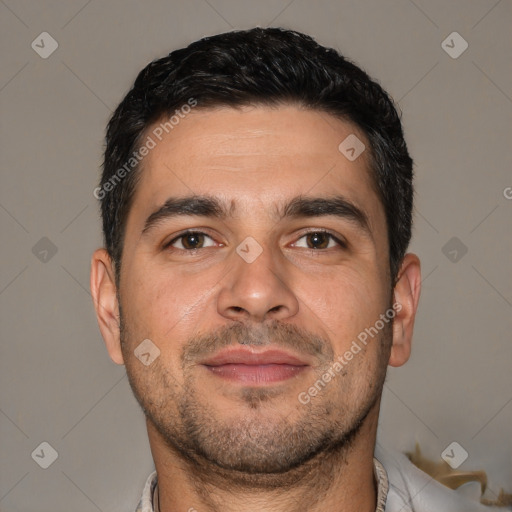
top-left (137, 458), bottom-right (389, 512)
top-left (374, 457), bottom-right (390, 512)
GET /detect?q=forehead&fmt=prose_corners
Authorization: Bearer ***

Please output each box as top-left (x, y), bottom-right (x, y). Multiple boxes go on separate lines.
top-left (126, 105), bottom-right (384, 232)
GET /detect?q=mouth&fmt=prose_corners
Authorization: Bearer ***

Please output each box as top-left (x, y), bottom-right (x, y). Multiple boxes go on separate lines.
top-left (200, 348), bottom-right (311, 384)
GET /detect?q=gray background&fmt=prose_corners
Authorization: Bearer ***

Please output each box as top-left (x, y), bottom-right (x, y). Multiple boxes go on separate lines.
top-left (1, 0), bottom-right (511, 510)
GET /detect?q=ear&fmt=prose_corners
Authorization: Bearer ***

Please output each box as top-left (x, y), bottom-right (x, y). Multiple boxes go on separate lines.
top-left (388, 253), bottom-right (421, 367)
top-left (90, 248), bottom-right (124, 365)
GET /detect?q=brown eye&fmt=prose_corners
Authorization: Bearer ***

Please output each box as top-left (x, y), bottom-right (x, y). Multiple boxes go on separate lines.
top-left (306, 232), bottom-right (330, 249)
top-left (294, 231), bottom-right (345, 250)
top-left (166, 231), bottom-right (215, 251)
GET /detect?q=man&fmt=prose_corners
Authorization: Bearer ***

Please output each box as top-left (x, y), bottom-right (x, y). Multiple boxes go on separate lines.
top-left (90, 27), bottom-right (488, 512)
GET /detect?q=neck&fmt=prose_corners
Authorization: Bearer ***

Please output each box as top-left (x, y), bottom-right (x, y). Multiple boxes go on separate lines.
top-left (147, 403), bottom-right (381, 512)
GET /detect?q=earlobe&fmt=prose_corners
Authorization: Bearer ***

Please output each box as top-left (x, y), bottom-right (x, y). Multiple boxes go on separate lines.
top-left (388, 253), bottom-right (421, 367)
top-left (90, 249), bottom-right (124, 365)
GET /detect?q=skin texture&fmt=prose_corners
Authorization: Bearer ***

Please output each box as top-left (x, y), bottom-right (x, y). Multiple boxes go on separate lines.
top-left (91, 105), bottom-right (421, 512)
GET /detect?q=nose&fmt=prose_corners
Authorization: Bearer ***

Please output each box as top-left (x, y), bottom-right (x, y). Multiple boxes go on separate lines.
top-left (216, 241), bottom-right (299, 323)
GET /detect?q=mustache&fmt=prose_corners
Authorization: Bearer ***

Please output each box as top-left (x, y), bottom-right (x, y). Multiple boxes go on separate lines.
top-left (181, 320), bottom-right (334, 368)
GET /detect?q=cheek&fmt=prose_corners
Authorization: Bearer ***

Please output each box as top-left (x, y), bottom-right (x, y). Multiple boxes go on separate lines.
top-left (121, 266), bottom-right (215, 362)
top-left (302, 266), bottom-right (388, 349)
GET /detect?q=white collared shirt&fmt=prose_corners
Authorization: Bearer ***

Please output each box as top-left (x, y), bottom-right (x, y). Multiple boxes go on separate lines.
top-left (135, 445), bottom-right (490, 511)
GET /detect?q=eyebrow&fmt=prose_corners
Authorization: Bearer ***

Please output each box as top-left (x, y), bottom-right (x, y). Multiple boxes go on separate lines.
top-left (141, 194), bottom-right (371, 237)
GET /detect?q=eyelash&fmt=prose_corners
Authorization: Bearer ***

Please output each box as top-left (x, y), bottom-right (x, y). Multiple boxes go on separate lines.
top-left (163, 229), bottom-right (347, 253)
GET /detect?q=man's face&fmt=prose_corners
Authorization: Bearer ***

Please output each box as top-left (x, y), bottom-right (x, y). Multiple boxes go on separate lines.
top-left (117, 105), bottom-right (393, 473)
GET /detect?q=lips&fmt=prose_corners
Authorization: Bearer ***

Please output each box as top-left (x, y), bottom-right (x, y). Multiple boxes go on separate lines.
top-left (201, 348), bottom-right (310, 367)
top-left (200, 348), bottom-right (310, 384)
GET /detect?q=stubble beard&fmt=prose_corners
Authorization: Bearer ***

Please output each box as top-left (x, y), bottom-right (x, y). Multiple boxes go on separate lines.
top-left (119, 309), bottom-right (392, 488)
